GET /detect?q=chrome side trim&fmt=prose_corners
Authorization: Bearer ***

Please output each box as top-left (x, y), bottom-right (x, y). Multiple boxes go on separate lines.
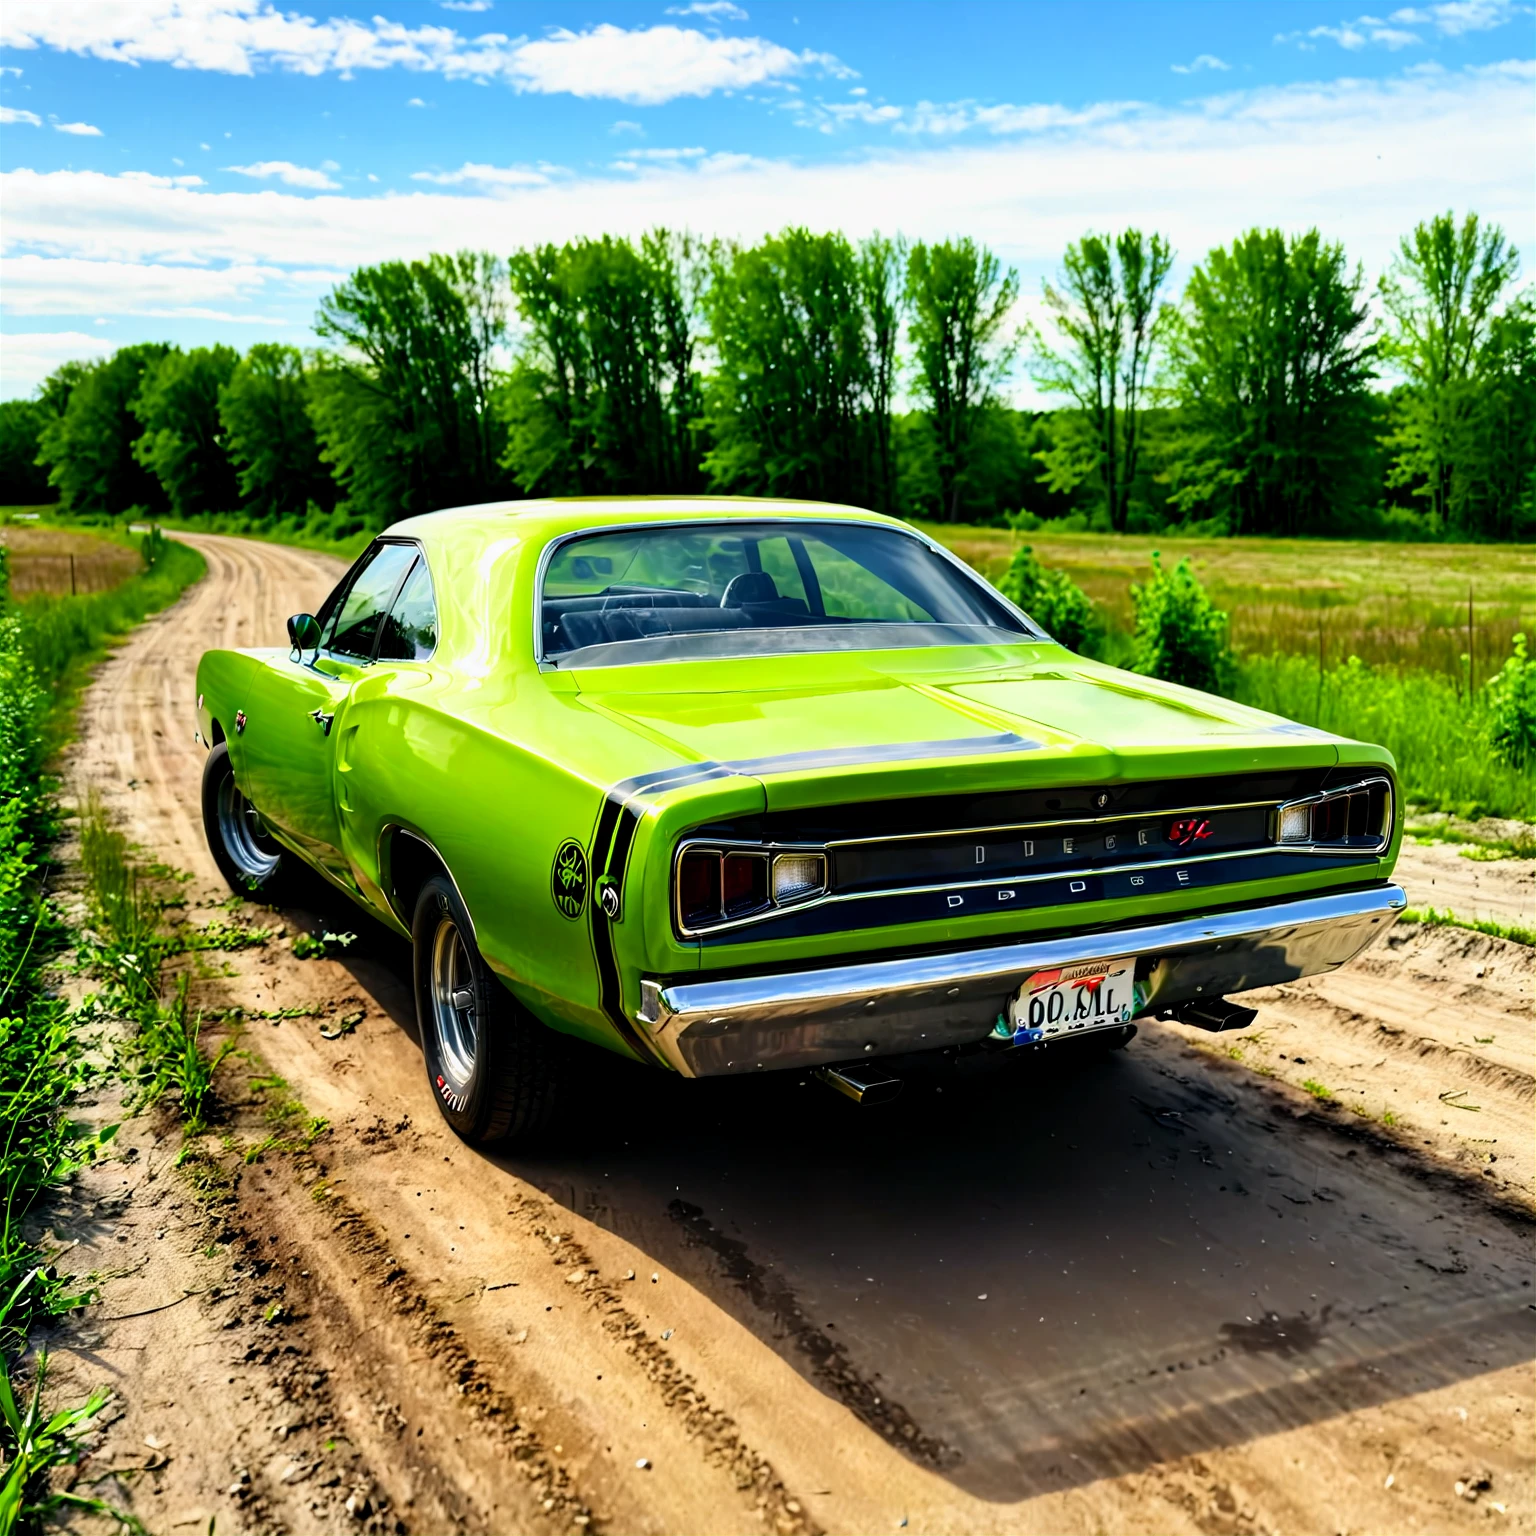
top-left (670, 832), bottom-right (1381, 939)
top-left (824, 796), bottom-right (1281, 848)
top-left (638, 884), bottom-right (1407, 1077)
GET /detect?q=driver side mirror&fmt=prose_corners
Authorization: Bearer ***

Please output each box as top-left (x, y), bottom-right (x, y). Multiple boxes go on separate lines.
top-left (287, 612), bottom-right (322, 660)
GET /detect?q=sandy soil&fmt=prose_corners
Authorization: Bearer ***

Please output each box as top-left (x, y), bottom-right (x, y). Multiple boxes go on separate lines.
top-left (38, 532), bottom-right (1536, 1535)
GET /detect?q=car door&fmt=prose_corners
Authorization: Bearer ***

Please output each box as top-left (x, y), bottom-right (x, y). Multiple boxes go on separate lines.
top-left (238, 540), bottom-right (419, 877)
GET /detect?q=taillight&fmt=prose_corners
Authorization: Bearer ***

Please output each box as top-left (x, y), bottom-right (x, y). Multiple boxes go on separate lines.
top-left (678, 849), bottom-right (721, 928)
top-left (1274, 777), bottom-right (1392, 850)
top-left (723, 851), bottom-right (769, 915)
top-left (675, 845), bottom-right (827, 934)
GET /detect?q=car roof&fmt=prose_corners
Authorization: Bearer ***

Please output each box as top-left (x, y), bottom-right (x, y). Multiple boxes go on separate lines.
top-left (389, 496), bottom-right (909, 547)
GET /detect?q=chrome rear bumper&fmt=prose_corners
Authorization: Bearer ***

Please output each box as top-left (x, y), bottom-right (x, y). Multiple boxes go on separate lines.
top-left (637, 884), bottom-right (1406, 1077)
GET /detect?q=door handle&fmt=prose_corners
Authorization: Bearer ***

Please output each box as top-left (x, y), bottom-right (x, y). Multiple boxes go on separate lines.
top-left (308, 709), bottom-right (335, 736)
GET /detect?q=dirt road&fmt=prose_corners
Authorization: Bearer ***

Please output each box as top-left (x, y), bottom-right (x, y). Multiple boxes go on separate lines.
top-left (48, 533), bottom-right (1535, 1535)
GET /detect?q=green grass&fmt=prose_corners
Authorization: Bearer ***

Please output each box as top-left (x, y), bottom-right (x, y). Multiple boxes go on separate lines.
top-left (1400, 906), bottom-right (1536, 948)
top-left (14, 528), bottom-right (205, 760)
top-left (1234, 653), bottom-right (1534, 823)
top-left (151, 509), bottom-right (373, 561)
top-left (77, 796), bottom-right (255, 1135)
top-left (1404, 817), bottom-right (1536, 859)
top-left (0, 526), bottom-right (210, 1525)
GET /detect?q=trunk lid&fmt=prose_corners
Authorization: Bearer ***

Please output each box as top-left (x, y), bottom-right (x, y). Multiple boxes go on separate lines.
top-left (570, 644), bottom-right (1342, 806)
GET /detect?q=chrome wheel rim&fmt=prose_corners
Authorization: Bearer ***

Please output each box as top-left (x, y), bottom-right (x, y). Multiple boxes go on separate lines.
top-left (217, 774), bottom-right (281, 882)
top-left (429, 917), bottom-right (479, 1092)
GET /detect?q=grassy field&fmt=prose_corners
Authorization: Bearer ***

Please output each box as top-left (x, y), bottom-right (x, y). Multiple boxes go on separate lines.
top-left (0, 519), bottom-right (145, 597)
top-left (924, 525), bottom-right (1536, 685)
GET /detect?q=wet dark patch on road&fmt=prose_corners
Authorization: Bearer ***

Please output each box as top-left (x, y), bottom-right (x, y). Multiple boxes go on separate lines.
top-left (1219, 1305), bottom-right (1332, 1357)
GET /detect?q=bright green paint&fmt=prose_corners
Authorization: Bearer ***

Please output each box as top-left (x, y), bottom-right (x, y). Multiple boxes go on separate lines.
top-left (196, 498), bottom-right (1402, 1066)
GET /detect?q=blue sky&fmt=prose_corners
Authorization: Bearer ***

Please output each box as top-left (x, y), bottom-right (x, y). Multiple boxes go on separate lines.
top-left (2, 0), bottom-right (1532, 397)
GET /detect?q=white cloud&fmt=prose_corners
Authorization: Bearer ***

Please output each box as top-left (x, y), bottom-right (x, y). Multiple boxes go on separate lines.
top-left (0, 4), bottom-right (845, 103)
top-left (1172, 54), bottom-right (1231, 74)
top-left (410, 161), bottom-right (552, 187)
top-left (0, 254), bottom-right (288, 319)
top-left (439, 0), bottom-right (493, 9)
top-left (504, 24), bottom-right (848, 104)
top-left (0, 60), bottom-right (1530, 398)
top-left (1279, 0), bottom-right (1526, 48)
top-left (666, 2), bottom-right (750, 19)
top-left (618, 146), bottom-right (708, 161)
top-left (0, 66), bottom-right (23, 77)
top-left (53, 119), bottom-right (103, 135)
top-left (1389, 0), bottom-right (1526, 33)
top-left (1, 106), bottom-right (42, 126)
top-left (225, 159), bottom-right (340, 189)
top-left (120, 170), bottom-right (205, 187)
top-left (610, 119), bottom-right (643, 135)
top-left (406, 96), bottom-right (428, 106)
top-left (1, 330), bottom-right (115, 396)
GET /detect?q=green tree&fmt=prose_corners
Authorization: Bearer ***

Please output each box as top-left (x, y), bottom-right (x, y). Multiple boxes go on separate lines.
top-left (1446, 298), bottom-right (1536, 540)
top-left (311, 251), bottom-right (509, 528)
top-left (0, 401), bottom-right (53, 503)
top-left (701, 228), bottom-right (900, 509)
top-left (501, 231), bottom-right (704, 497)
top-left (218, 344), bottom-right (331, 515)
top-left (1030, 230), bottom-right (1175, 532)
top-left (35, 344), bottom-right (172, 514)
top-left (858, 233), bottom-right (905, 513)
top-left (1381, 212), bottom-right (1530, 537)
top-left (1161, 228), bottom-right (1377, 535)
top-left (905, 237), bottom-right (1019, 521)
top-left (130, 345), bottom-right (241, 515)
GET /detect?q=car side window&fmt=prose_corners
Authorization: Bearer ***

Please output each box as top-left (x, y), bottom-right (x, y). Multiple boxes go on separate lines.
top-left (376, 554), bottom-right (438, 661)
top-left (325, 543), bottom-right (418, 661)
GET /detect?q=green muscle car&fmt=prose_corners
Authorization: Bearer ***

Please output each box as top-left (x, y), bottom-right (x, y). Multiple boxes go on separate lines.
top-left (195, 499), bottom-right (1405, 1144)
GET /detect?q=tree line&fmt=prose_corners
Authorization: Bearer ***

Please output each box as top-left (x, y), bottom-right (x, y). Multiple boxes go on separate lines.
top-left (1, 211), bottom-right (1530, 541)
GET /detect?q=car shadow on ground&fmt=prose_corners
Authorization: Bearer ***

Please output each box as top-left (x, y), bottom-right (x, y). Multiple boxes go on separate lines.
top-left (300, 880), bottom-right (1536, 1503)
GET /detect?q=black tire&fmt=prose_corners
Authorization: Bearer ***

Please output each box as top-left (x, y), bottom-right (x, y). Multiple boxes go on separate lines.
top-left (201, 741), bottom-right (289, 898)
top-left (412, 874), bottom-right (564, 1146)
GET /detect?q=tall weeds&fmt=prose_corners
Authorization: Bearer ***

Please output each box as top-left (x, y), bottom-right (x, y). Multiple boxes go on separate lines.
top-left (1235, 652), bottom-right (1535, 822)
top-left (78, 799), bottom-right (238, 1135)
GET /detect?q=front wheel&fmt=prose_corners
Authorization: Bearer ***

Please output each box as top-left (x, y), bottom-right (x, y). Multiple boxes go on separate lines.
top-left (201, 741), bottom-right (288, 897)
top-left (412, 874), bottom-right (564, 1145)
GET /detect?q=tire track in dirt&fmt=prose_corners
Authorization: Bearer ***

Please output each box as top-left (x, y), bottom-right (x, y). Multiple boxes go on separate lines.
top-left (52, 530), bottom-right (1536, 1536)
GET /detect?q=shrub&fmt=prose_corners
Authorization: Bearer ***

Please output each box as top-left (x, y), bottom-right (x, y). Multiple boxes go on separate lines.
top-left (1130, 552), bottom-right (1232, 692)
top-left (1484, 632), bottom-right (1535, 771)
top-left (998, 543), bottom-right (1101, 652)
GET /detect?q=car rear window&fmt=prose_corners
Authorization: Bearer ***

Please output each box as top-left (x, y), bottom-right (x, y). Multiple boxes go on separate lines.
top-left (540, 521), bottom-right (1032, 667)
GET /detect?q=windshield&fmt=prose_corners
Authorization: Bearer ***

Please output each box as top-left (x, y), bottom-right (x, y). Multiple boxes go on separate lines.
top-left (540, 520), bottom-right (1031, 667)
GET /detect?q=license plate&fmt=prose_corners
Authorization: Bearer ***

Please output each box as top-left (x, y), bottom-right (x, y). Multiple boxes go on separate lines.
top-left (1001, 958), bottom-right (1138, 1044)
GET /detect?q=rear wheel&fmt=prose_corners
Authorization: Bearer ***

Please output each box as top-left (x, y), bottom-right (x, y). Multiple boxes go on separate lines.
top-left (201, 741), bottom-right (288, 897)
top-left (412, 874), bottom-right (564, 1145)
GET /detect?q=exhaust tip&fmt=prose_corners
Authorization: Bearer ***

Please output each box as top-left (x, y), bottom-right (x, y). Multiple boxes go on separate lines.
top-left (813, 1064), bottom-right (904, 1105)
top-left (1174, 997), bottom-right (1258, 1033)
